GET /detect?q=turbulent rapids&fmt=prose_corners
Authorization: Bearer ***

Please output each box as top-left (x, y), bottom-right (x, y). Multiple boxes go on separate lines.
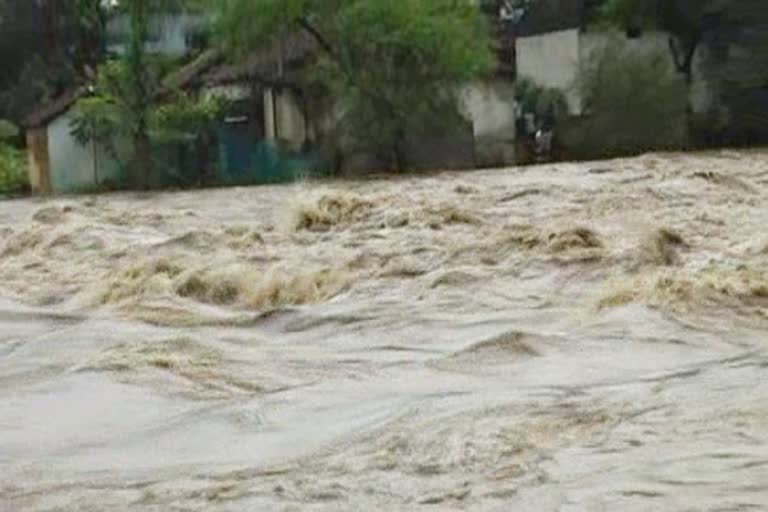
top-left (2, 149), bottom-right (768, 510)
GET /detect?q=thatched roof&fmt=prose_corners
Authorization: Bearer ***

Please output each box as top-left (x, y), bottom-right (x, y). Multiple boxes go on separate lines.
top-left (161, 49), bottom-right (223, 91)
top-left (24, 87), bottom-right (88, 129)
top-left (24, 49), bottom-right (223, 129)
top-left (25, 32), bottom-right (318, 129)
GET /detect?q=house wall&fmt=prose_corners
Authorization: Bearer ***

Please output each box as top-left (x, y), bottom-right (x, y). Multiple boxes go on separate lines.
top-left (275, 89), bottom-right (307, 152)
top-left (462, 80), bottom-right (517, 166)
top-left (517, 28), bottom-right (687, 116)
top-left (516, 28), bottom-right (582, 113)
top-left (26, 128), bottom-right (51, 194)
top-left (47, 110), bottom-right (124, 193)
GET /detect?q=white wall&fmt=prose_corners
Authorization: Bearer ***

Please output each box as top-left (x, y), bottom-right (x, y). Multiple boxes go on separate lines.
top-left (261, 87), bottom-right (307, 151)
top-left (47, 110), bottom-right (124, 193)
top-left (461, 80), bottom-right (517, 165)
top-left (275, 89), bottom-right (307, 151)
top-left (516, 29), bottom-right (582, 113)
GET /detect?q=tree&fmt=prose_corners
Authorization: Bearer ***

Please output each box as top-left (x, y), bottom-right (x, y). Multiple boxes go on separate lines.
top-left (0, 0), bottom-right (74, 122)
top-left (125, 0), bottom-right (154, 188)
top-left (598, 0), bottom-right (768, 144)
top-left (68, 0), bottom-right (110, 78)
top-left (89, 0), bottom-right (204, 188)
top-left (67, 0), bottom-right (201, 188)
top-left (0, 0), bottom-right (113, 123)
top-left (212, 0), bottom-right (494, 171)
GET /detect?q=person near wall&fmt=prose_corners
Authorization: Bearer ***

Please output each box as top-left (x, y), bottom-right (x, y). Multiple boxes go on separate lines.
top-left (534, 107), bottom-right (555, 161)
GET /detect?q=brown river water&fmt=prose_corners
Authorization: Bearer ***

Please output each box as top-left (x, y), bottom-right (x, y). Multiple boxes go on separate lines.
top-left (2, 150), bottom-right (768, 511)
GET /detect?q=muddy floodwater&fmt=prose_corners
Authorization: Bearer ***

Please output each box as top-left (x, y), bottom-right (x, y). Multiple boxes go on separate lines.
top-left (2, 150), bottom-right (768, 511)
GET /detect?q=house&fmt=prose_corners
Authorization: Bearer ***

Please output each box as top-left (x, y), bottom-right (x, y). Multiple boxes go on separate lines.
top-left (24, 5), bottom-right (525, 194)
top-left (24, 88), bottom-right (123, 194)
top-left (514, 0), bottom-right (680, 115)
top-left (22, 32), bottom-right (322, 195)
top-left (195, 29), bottom-right (517, 174)
top-left (23, 50), bottom-right (221, 194)
top-left (190, 32), bottom-right (323, 183)
top-left (199, 32), bottom-right (318, 154)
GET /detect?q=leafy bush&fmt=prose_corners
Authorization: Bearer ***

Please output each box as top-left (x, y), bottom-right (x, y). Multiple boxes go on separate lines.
top-left (151, 94), bottom-right (228, 143)
top-left (514, 77), bottom-right (568, 119)
top-left (0, 119), bottom-right (19, 140)
top-left (0, 143), bottom-right (27, 196)
top-left (596, 0), bottom-right (658, 31)
top-left (563, 35), bottom-right (689, 159)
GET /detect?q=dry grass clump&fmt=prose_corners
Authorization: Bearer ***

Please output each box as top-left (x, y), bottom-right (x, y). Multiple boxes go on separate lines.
top-left (287, 190), bottom-right (372, 232)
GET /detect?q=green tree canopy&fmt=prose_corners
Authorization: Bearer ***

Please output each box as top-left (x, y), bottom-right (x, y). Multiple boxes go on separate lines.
top-left (211, 0), bottom-right (494, 171)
